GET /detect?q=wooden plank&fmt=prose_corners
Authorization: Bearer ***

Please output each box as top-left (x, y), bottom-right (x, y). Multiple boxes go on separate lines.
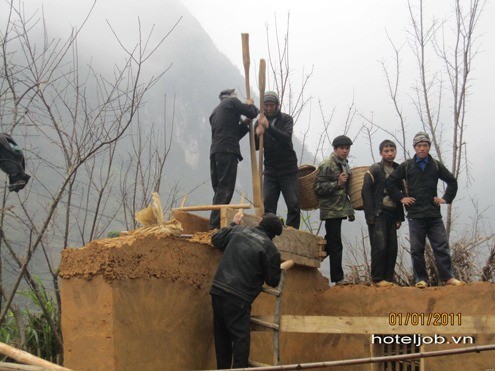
top-left (174, 209), bottom-right (322, 267)
top-left (220, 208), bottom-right (227, 228)
top-left (250, 315), bottom-right (495, 335)
top-left (261, 287), bottom-right (281, 296)
top-left (172, 203), bottom-right (251, 212)
top-left (170, 210), bottom-right (209, 234)
top-left (0, 362), bottom-right (49, 370)
top-left (280, 252), bottom-right (320, 268)
top-left (251, 316), bottom-right (279, 331)
top-left (0, 343), bottom-right (71, 371)
top-left (225, 209), bottom-right (325, 263)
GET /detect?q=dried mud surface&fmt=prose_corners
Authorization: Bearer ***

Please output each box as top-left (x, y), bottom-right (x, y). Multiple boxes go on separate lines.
top-left (60, 235), bottom-right (495, 371)
top-left (59, 234), bottom-right (218, 288)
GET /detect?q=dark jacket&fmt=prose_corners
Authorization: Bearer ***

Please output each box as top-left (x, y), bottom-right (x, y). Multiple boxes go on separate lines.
top-left (254, 111), bottom-right (298, 176)
top-left (361, 160), bottom-right (405, 225)
top-left (385, 155), bottom-right (458, 219)
top-left (209, 97), bottom-right (259, 161)
top-left (314, 152), bottom-right (354, 220)
top-left (210, 224), bottom-right (281, 304)
top-left (0, 133), bottom-right (30, 188)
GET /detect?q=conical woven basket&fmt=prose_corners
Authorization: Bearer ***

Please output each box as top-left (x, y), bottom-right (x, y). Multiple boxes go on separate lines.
top-left (298, 165), bottom-right (319, 210)
top-left (349, 166), bottom-right (369, 210)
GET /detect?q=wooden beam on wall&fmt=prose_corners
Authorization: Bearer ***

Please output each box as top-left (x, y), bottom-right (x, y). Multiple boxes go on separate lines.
top-left (251, 315), bottom-right (495, 335)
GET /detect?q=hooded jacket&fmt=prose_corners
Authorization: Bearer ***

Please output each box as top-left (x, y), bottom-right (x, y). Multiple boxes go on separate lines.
top-left (209, 97), bottom-right (259, 161)
top-left (210, 224), bottom-right (281, 304)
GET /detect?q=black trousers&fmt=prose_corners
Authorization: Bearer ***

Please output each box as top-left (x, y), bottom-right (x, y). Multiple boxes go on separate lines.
top-left (369, 212), bottom-right (398, 282)
top-left (324, 218), bottom-right (344, 282)
top-left (211, 294), bottom-right (251, 369)
top-left (263, 173), bottom-right (300, 229)
top-left (209, 153), bottom-right (238, 229)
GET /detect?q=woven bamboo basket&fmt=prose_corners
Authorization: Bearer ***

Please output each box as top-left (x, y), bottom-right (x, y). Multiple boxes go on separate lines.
top-left (348, 166), bottom-right (369, 210)
top-left (298, 165), bottom-right (319, 210)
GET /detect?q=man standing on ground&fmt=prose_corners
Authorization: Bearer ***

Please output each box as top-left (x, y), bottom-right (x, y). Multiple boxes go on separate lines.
top-left (209, 89), bottom-right (259, 229)
top-left (386, 132), bottom-right (464, 288)
top-left (362, 140), bottom-right (404, 287)
top-left (210, 213), bottom-right (283, 369)
top-left (255, 91), bottom-right (300, 229)
top-left (314, 135), bottom-right (355, 285)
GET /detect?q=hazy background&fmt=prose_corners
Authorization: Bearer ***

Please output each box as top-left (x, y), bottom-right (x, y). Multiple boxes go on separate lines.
top-left (2, 0), bottom-right (494, 280)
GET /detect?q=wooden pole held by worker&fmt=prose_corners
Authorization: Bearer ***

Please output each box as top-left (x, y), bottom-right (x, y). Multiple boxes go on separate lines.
top-left (241, 33), bottom-right (263, 216)
top-left (258, 58), bottom-right (266, 213)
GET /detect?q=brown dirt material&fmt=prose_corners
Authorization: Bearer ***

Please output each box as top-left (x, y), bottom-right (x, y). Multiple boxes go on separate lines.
top-left (187, 231), bottom-right (214, 245)
top-left (60, 235), bottom-right (495, 370)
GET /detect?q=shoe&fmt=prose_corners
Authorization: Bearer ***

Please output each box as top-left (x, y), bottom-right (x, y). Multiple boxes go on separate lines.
top-left (8, 180), bottom-right (27, 192)
top-left (415, 280), bottom-right (428, 289)
top-left (373, 280), bottom-right (396, 287)
top-left (445, 278), bottom-right (465, 286)
top-left (335, 279), bottom-right (352, 286)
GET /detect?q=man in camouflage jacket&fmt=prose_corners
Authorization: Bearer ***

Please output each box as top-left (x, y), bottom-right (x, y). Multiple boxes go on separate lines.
top-left (315, 135), bottom-right (355, 284)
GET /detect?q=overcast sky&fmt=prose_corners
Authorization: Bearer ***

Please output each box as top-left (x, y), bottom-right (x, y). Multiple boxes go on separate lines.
top-left (180, 0), bottom-right (495, 227)
top-left (4, 0), bottom-right (495, 228)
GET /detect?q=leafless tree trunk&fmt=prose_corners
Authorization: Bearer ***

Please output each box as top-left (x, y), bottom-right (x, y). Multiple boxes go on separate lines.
top-left (0, 1), bottom-right (180, 346)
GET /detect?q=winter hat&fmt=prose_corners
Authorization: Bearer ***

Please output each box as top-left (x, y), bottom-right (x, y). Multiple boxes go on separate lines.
top-left (332, 135), bottom-right (353, 147)
top-left (264, 91), bottom-right (279, 105)
top-left (413, 132), bottom-right (431, 146)
top-left (258, 213), bottom-right (283, 239)
top-left (219, 89), bottom-right (236, 100)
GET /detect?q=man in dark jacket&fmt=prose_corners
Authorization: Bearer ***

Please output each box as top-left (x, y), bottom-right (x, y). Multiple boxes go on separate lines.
top-left (209, 89), bottom-right (259, 229)
top-left (386, 132), bottom-right (464, 288)
top-left (0, 133), bottom-right (30, 192)
top-left (210, 212), bottom-right (283, 369)
top-left (362, 140), bottom-right (404, 287)
top-left (255, 91), bottom-right (300, 229)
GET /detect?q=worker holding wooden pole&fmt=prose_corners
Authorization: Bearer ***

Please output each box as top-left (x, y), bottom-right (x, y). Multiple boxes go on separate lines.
top-left (208, 88), bottom-right (259, 230)
top-left (255, 90), bottom-right (301, 229)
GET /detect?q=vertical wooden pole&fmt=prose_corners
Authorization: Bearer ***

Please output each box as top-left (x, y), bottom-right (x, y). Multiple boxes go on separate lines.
top-left (258, 58), bottom-right (266, 211)
top-left (241, 33), bottom-right (263, 216)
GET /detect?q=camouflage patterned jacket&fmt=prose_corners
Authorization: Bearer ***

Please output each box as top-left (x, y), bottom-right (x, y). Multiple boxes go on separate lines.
top-left (314, 152), bottom-right (354, 220)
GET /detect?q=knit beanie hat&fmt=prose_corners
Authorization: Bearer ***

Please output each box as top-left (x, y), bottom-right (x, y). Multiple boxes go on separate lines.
top-left (413, 131), bottom-right (431, 146)
top-left (219, 89), bottom-right (236, 100)
top-left (264, 91), bottom-right (279, 105)
top-left (258, 213), bottom-right (283, 239)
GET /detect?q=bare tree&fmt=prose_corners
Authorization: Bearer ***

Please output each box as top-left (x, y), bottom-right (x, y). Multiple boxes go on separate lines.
top-left (0, 1), bottom-right (180, 358)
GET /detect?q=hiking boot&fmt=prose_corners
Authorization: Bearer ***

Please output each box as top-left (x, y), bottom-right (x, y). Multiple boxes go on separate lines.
top-left (335, 279), bottom-right (352, 286)
top-left (373, 280), bottom-right (396, 287)
top-left (444, 278), bottom-right (465, 286)
top-left (415, 280), bottom-right (428, 289)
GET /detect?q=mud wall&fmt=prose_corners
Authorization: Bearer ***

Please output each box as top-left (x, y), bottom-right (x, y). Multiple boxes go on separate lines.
top-left (59, 234), bottom-right (495, 370)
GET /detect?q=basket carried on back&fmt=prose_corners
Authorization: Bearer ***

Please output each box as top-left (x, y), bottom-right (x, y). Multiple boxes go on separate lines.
top-left (348, 166), bottom-right (369, 210)
top-left (298, 165), bottom-right (319, 210)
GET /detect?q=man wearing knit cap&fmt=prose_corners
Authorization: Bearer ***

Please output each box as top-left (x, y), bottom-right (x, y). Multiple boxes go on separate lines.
top-left (208, 89), bottom-right (259, 229)
top-left (386, 131), bottom-right (464, 288)
top-left (255, 91), bottom-right (300, 229)
top-left (210, 213), bottom-right (283, 368)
